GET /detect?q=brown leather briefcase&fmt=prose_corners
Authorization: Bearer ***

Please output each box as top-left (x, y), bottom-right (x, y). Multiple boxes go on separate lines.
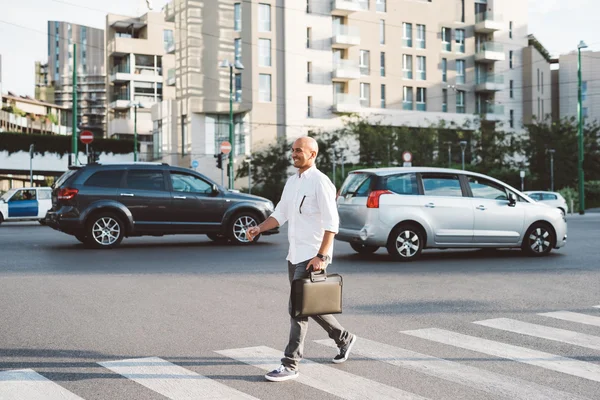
top-left (291, 270), bottom-right (343, 318)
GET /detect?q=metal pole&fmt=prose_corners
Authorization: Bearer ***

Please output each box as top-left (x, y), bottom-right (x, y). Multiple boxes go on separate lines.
top-left (30, 155), bottom-right (33, 187)
top-left (461, 149), bottom-right (465, 170)
top-left (577, 47), bottom-right (585, 214)
top-left (248, 160), bottom-right (251, 194)
top-left (134, 105), bottom-right (138, 162)
top-left (72, 43), bottom-right (78, 165)
top-left (447, 143), bottom-right (451, 168)
top-left (521, 176), bottom-right (524, 192)
top-left (229, 65), bottom-right (234, 190)
top-left (221, 165), bottom-right (224, 187)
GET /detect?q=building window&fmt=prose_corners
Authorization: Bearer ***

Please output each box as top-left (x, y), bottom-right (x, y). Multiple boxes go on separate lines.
top-left (510, 109), bottom-right (514, 128)
top-left (235, 73), bottom-right (242, 102)
top-left (258, 38), bottom-right (271, 67)
top-left (442, 58), bottom-right (447, 82)
top-left (509, 51), bottom-right (513, 69)
top-left (258, 3), bottom-right (271, 32)
top-left (306, 0), bottom-right (310, 13)
top-left (538, 97), bottom-right (541, 117)
top-left (380, 52), bottom-right (385, 77)
top-left (509, 21), bottom-right (513, 39)
top-left (234, 3), bottom-right (242, 31)
top-left (163, 29), bottom-right (174, 53)
top-left (417, 56), bottom-right (426, 80)
top-left (442, 89), bottom-right (448, 112)
top-left (380, 20), bottom-right (385, 44)
top-left (307, 96), bottom-right (313, 117)
top-left (381, 84), bottom-right (386, 108)
top-left (416, 87), bottom-right (426, 111)
top-left (359, 50), bottom-right (370, 75)
top-left (457, 0), bottom-right (465, 22)
top-left (259, 73), bottom-right (271, 102)
top-left (442, 27), bottom-right (452, 52)
top-left (403, 54), bottom-right (413, 79)
top-left (542, 99), bottom-right (544, 118)
top-left (307, 62), bottom-right (312, 83)
top-left (376, 0), bottom-right (386, 12)
top-left (456, 60), bottom-right (465, 84)
top-left (403, 23), bottom-right (412, 47)
top-left (360, 83), bottom-right (370, 107)
top-left (403, 86), bottom-right (413, 110)
top-left (306, 27), bottom-right (311, 48)
top-left (234, 38), bottom-right (242, 62)
top-left (456, 90), bottom-right (465, 113)
top-left (510, 80), bottom-right (514, 98)
top-left (455, 29), bottom-right (465, 53)
top-left (416, 24), bottom-right (426, 49)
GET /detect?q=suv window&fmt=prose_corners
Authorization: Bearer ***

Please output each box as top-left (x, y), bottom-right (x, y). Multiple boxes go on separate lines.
top-left (421, 173), bottom-right (463, 197)
top-left (171, 172), bottom-right (213, 194)
top-left (468, 177), bottom-right (508, 200)
top-left (542, 193), bottom-right (558, 200)
top-left (54, 169), bottom-right (79, 188)
top-left (385, 173), bottom-right (418, 195)
top-left (125, 170), bottom-right (166, 191)
top-left (84, 170), bottom-right (125, 188)
top-left (340, 173), bottom-right (372, 197)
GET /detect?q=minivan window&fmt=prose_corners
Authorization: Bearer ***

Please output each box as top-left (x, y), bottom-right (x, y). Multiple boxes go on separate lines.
top-left (468, 177), bottom-right (508, 200)
top-left (542, 193), bottom-right (558, 200)
top-left (125, 170), bottom-right (166, 191)
top-left (385, 173), bottom-right (418, 195)
top-left (340, 173), bottom-right (372, 197)
top-left (422, 173), bottom-right (463, 197)
top-left (84, 170), bottom-right (125, 188)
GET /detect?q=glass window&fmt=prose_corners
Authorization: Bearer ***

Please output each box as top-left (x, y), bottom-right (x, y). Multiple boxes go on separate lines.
top-left (380, 20), bottom-right (385, 44)
top-left (422, 174), bottom-right (463, 197)
top-left (510, 109), bottom-right (514, 128)
top-left (359, 50), bottom-right (370, 75)
top-left (456, 60), bottom-right (465, 84)
top-left (258, 38), bottom-right (271, 67)
top-left (403, 86), bottom-right (413, 110)
top-left (403, 23), bottom-right (412, 47)
top-left (84, 170), bottom-right (124, 188)
top-left (416, 24), bottom-right (426, 49)
top-left (259, 3), bottom-right (271, 32)
top-left (403, 54), bottom-right (412, 79)
top-left (307, 96), bottom-right (313, 117)
top-left (442, 89), bottom-right (448, 112)
top-left (234, 38), bottom-right (242, 62)
top-left (509, 21), bottom-right (513, 39)
top-left (468, 177), bottom-right (508, 200)
top-left (543, 193), bottom-right (558, 200)
top-left (234, 3), bottom-right (242, 31)
top-left (417, 56), bottom-right (426, 80)
top-left (456, 90), bottom-right (465, 113)
top-left (380, 52), bottom-right (385, 77)
top-left (528, 193), bottom-right (543, 201)
top-left (340, 173), bottom-right (372, 197)
top-left (259, 74), bottom-right (271, 102)
top-left (163, 29), bottom-right (174, 53)
top-left (38, 189), bottom-right (52, 200)
top-left (380, 84), bottom-right (386, 108)
top-left (376, 0), bottom-right (386, 12)
top-left (509, 51), bottom-right (513, 68)
top-left (442, 28), bottom-right (452, 51)
top-left (171, 172), bottom-right (213, 194)
top-left (510, 80), bottom-right (514, 98)
top-left (416, 87), bottom-right (426, 111)
top-left (385, 174), bottom-right (418, 195)
top-left (125, 170), bottom-right (166, 191)
top-left (455, 29), bottom-right (465, 53)
top-left (235, 73), bottom-right (242, 102)
top-left (11, 189), bottom-right (37, 201)
top-left (442, 58), bottom-right (447, 82)
top-left (360, 82), bottom-right (370, 107)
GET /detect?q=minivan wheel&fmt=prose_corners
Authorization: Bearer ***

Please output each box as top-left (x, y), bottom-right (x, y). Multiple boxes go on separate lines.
top-left (350, 243), bottom-right (379, 254)
top-left (387, 224), bottom-right (424, 261)
top-left (229, 213), bottom-right (259, 245)
top-left (85, 213), bottom-right (124, 249)
top-left (522, 222), bottom-right (555, 257)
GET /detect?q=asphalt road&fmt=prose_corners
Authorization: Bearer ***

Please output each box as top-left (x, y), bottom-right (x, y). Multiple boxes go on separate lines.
top-left (0, 215), bottom-right (599, 400)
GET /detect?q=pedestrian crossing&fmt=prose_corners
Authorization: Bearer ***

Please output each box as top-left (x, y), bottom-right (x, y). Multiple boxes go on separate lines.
top-left (1, 305), bottom-right (599, 400)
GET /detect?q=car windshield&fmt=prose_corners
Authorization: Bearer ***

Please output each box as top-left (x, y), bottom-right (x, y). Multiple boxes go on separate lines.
top-left (0, 189), bottom-right (17, 201)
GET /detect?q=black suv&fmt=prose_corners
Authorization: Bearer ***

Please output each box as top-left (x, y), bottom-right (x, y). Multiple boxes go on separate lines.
top-left (45, 162), bottom-right (278, 248)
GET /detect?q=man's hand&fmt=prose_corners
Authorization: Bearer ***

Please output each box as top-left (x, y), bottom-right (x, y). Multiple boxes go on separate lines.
top-left (306, 256), bottom-right (327, 272)
top-left (246, 226), bottom-right (261, 242)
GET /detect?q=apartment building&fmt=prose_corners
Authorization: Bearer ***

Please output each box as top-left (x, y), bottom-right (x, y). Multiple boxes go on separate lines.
top-left (105, 12), bottom-right (175, 160)
top-left (47, 21), bottom-right (106, 137)
top-left (153, 0), bottom-right (529, 186)
top-left (522, 35), bottom-right (553, 125)
top-left (34, 62), bottom-right (55, 104)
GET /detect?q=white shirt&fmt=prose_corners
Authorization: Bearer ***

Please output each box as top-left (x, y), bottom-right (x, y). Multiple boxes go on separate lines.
top-left (270, 165), bottom-right (340, 265)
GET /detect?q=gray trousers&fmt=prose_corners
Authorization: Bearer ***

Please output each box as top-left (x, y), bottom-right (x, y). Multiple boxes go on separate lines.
top-left (281, 259), bottom-right (351, 371)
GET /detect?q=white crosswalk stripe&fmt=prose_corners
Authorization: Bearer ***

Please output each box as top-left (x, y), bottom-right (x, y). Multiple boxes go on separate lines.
top-left (215, 345), bottom-right (430, 400)
top-left (0, 369), bottom-right (85, 400)
top-left (540, 311), bottom-right (600, 327)
top-left (475, 318), bottom-right (600, 351)
top-left (98, 357), bottom-right (258, 400)
top-left (402, 328), bottom-right (600, 383)
top-left (315, 337), bottom-right (587, 400)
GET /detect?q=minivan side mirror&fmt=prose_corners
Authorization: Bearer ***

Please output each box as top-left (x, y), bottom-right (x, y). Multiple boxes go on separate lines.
top-left (508, 192), bottom-right (517, 207)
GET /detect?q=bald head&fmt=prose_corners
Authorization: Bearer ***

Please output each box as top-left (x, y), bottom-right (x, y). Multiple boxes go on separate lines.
top-left (293, 136), bottom-right (319, 155)
top-left (291, 136), bottom-right (319, 172)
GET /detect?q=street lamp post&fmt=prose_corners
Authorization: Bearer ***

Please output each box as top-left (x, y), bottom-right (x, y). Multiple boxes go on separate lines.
top-left (219, 60), bottom-right (244, 190)
top-left (129, 101), bottom-right (142, 162)
top-left (577, 40), bottom-right (588, 214)
top-left (549, 149), bottom-right (556, 192)
top-left (446, 141), bottom-right (452, 168)
top-left (459, 140), bottom-right (467, 170)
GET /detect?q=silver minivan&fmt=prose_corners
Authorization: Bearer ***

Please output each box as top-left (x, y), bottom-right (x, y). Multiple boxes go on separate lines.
top-left (336, 167), bottom-right (567, 261)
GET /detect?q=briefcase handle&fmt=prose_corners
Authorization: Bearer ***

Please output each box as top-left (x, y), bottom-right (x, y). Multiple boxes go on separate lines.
top-left (310, 270), bottom-right (328, 283)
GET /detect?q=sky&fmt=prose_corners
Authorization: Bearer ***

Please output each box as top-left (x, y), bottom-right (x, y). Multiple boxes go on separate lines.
top-left (0, 0), bottom-right (598, 97)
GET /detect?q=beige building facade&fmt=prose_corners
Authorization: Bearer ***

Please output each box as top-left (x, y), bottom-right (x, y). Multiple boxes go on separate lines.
top-left (557, 49), bottom-right (600, 125)
top-left (522, 35), bottom-right (553, 125)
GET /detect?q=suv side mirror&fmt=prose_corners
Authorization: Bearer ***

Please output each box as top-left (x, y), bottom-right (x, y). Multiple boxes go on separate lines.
top-left (212, 184), bottom-right (219, 195)
top-left (508, 192), bottom-right (517, 207)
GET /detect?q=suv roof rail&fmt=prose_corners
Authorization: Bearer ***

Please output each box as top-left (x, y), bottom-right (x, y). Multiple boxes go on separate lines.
top-left (68, 165), bottom-right (83, 170)
top-left (94, 161), bottom-right (170, 166)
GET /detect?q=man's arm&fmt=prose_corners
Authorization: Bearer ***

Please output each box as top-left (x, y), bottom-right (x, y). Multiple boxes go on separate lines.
top-left (307, 177), bottom-right (340, 271)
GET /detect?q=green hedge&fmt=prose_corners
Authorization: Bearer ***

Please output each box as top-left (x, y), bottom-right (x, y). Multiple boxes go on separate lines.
top-left (0, 132), bottom-right (138, 156)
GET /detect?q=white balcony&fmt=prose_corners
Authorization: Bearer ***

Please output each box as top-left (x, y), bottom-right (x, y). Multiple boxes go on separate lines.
top-left (109, 118), bottom-right (153, 136)
top-left (475, 42), bottom-right (506, 63)
top-left (475, 12), bottom-right (503, 33)
top-left (109, 99), bottom-right (131, 110)
top-left (332, 93), bottom-right (361, 114)
top-left (332, 25), bottom-right (360, 48)
top-left (332, 60), bottom-right (360, 81)
top-left (164, 1), bottom-right (175, 22)
top-left (475, 75), bottom-right (505, 92)
top-left (331, 0), bottom-right (361, 15)
top-left (167, 68), bottom-right (176, 86)
top-left (479, 104), bottom-right (505, 122)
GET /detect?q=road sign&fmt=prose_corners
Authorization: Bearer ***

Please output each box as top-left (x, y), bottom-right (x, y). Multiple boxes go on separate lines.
top-left (191, 160), bottom-right (199, 169)
top-left (402, 151), bottom-right (413, 163)
top-left (220, 141), bottom-right (232, 154)
top-left (80, 130), bottom-right (94, 145)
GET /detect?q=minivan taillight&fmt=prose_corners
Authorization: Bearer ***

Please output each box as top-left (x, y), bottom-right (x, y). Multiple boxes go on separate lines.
top-left (57, 187), bottom-right (79, 200)
top-left (367, 190), bottom-right (392, 208)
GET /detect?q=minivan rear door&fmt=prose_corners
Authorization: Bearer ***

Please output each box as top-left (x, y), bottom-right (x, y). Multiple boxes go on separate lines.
top-left (337, 172), bottom-right (374, 230)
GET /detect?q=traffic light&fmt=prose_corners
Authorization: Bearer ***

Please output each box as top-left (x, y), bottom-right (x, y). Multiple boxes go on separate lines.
top-left (215, 152), bottom-right (224, 169)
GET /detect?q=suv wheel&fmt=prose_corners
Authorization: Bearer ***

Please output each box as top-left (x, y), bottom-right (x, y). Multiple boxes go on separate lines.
top-left (86, 213), bottom-right (124, 249)
top-left (387, 224), bottom-right (424, 261)
top-left (229, 213), bottom-right (259, 245)
top-left (522, 222), bottom-right (555, 257)
top-left (350, 243), bottom-right (379, 254)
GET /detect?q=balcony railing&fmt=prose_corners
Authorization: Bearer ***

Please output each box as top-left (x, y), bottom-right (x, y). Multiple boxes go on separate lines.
top-left (475, 11), bottom-right (503, 23)
top-left (332, 24), bottom-right (360, 47)
top-left (477, 42), bottom-right (504, 53)
top-left (330, 0), bottom-right (361, 14)
top-left (111, 64), bottom-right (130, 74)
top-left (477, 74), bottom-right (505, 85)
top-left (479, 104), bottom-right (505, 115)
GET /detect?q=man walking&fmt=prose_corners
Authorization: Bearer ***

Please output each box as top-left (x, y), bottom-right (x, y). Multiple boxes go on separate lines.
top-left (246, 136), bottom-right (357, 382)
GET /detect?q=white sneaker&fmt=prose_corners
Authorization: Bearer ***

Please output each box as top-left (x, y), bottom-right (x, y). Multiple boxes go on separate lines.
top-left (264, 364), bottom-right (299, 382)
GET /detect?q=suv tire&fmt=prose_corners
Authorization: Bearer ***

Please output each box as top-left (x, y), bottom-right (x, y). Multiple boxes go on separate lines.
top-left (387, 224), bottom-right (424, 261)
top-left (350, 243), bottom-right (379, 254)
top-left (228, 212), bottom-right (260, 245)
top-left (521, 222), bottom-right (555, 257)
top-left (85, 212), bottom-right (125, 249)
